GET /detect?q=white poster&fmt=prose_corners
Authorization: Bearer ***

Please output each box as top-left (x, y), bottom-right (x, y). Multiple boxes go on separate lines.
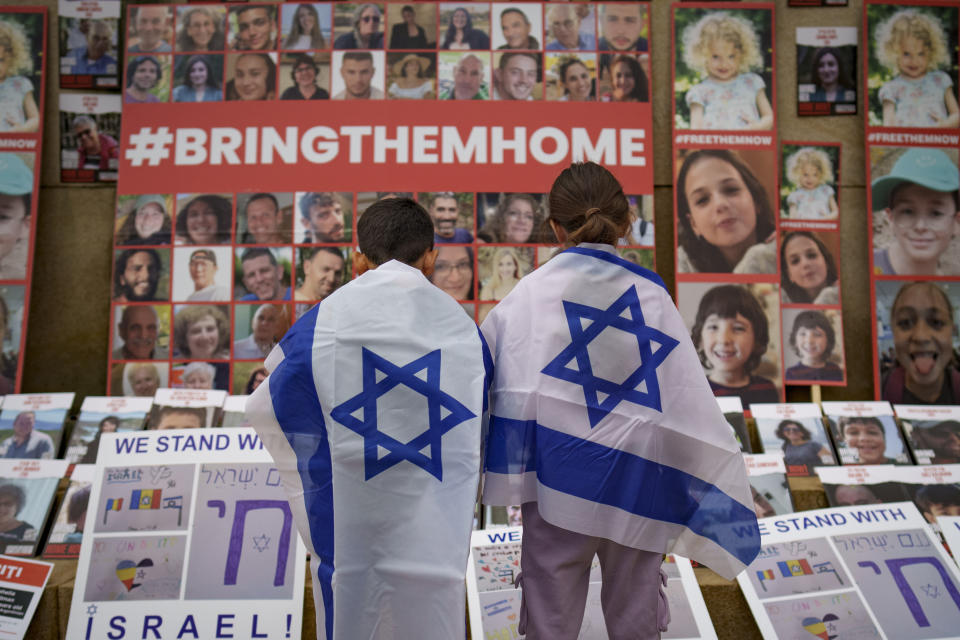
top-left (65, 428), bottom-right (306, 639)
top-left (738, 502), bottom-right (960, 639)
top-left (465, 527), bottom-right (717, 639)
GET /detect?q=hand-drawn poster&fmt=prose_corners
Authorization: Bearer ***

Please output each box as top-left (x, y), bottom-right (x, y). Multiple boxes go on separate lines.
top-left (59, 92), bottom-right (121, 183)
top-left (109, 1), bottom-right (656, 395)
top-left (0, 555), bottom-right (53, 640)
top-left (64, 396), bottom-right (150, 464)
top-left (0, 7), bottom-right (47, 394)
top-left (42, 463), bottom-right (95, 559)
top-left (672, 3), bottom-right (783, 406)
top-left (796, 27), bottom-right (857, 116)
top-left (739, 501), bottom-right (960, 639)
top-left (0, 459), bottom-right (69, 557)
top-left (0, 393), bottom-right (74, 460)
top-left (865, 1), bottom-right (960, 405)
top-left (895, 404), bottom-right (960, 465)
top-left (147, 388), bottom-right (226, 429)
top-left (822, 401), bottom-right (911, 466)
top-left (465, 527), bottom-right (717, 639)
top-left (744, 454), bottom-right (795, 518)
top-left (752, 402), bottom-right (837, 476)
top-left (58, 0), bottom-right (120, 89)
top-left (65, 428), bottom-right (307, 639)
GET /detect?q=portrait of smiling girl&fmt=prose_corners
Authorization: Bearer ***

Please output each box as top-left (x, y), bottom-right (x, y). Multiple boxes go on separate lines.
top-left (676, 149), bottom-right (777, 274)
top-left (780, 231), bottom-right (840, 305)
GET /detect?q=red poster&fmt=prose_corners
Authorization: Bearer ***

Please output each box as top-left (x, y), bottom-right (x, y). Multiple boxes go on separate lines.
top-left (0, 7), bottom-right (47, 393)
top-left (109, 2), bottom-right (656, 396)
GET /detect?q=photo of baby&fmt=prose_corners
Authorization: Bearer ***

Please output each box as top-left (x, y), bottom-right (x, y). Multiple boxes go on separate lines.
top-left (674, 8), bottom-right (773, 131)
top-left (867, 6), bottom-right (959, 128)
top-left (781, 146), bottom-right (839, 220)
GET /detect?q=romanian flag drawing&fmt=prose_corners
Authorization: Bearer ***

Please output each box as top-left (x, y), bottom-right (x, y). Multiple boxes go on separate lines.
top-left (103, 497), bottom-right (123, 523)
top-left (131, 489), bottom-right (161, 509)
top-left (778, 559), bottom-right (813, 577)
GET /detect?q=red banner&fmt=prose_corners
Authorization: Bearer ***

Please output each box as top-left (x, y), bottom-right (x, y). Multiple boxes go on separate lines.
top-left (118, 100), bottom-right (652, 193)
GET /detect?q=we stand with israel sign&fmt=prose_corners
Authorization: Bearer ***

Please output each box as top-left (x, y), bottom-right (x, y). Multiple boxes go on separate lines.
top-left (65, 428), bottom-right (306, 640)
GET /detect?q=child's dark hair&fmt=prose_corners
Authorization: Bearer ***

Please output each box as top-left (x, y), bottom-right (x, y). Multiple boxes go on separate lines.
top-left (548, 162), bottom-right (630, 246)
top-left (780, 231), bottom-right (839, 304)
top-left (915, 484), bottom-right (960, 512)
top-left (790, 310), bottom-right (835, 359)
top-left (357, 198), bottom-right (434, 266)
top-left (676, 150), bottom-right (776, 273)
top-left (691, 285), bottom-right (769, 372)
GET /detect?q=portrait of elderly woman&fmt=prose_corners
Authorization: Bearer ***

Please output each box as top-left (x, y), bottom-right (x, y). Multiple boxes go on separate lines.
top-left (334, 3), bottom-right (384, 49)
top-left (0, 483), bottom-right (34, 543)
top-left (172, 305), bottom-right (231, 360)
top-left (175, 194), bottom-right (232, 245)
top-left (477, 193), bottom-right (548, 244)
top-left (117, 195), bottom-right (172, 246)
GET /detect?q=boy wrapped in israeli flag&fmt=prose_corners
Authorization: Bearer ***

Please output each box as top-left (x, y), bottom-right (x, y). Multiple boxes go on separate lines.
top-left (246, 198), bottom-right (488, 639)
top-left (482, 163), bottom-right (760, 638)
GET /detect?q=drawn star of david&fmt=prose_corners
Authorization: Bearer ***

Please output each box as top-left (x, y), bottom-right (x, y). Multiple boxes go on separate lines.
top-left (86, 604), bottom-right (98, 616)
top-left (252, 534), bottom-right (270, 552)
top-left (542, 286), bottom-right (679, 427)
top-left (330, 347), bottom-right (475, 481)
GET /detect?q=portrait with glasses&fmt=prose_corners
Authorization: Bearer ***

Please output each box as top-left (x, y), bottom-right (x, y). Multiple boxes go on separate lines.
top-left (871, 147), bottom-right (960, 276)
top-left (429, 245), bottom-right (474, 302)
top-left (280, 52), bottom-right (330, 100)
top-left (333, 3), bottom-right (384, 50)
top-left (476, 193), bottom-right (549, 244)
top-left (754, 415), bottom-right (837, 476)
top-left (59, 96), bottom-right (121, 182)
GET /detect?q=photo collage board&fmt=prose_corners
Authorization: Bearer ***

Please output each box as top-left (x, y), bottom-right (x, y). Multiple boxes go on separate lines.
top-left (108, 2), bottom-right (656, 396)
top-left (864, 1), bottom-right (960, 406)
top-left (0, 7), bottom-right (48, 394)
top-left (58, 0), bottom-right (123, 184)
top-left (671, 3), bottom-right (794, 412)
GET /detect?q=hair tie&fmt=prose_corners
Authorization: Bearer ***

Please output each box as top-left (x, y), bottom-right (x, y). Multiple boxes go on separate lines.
top-left (584, 207), bottom-right (601, 219)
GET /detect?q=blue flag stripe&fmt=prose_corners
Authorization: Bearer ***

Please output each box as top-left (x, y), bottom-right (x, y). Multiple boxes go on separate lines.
top-left (563, 247), bottom-right (666, 291)
top-left (486, 416), bottom-right (758, 566)
top-left (269, 303), bottom-right (334, 639)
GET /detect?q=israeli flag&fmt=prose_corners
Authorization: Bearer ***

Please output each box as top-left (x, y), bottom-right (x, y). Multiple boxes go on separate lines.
top-left (246, 261), bottom-right (488, 640)
top-left (481, 245), bottom-right (759, 579)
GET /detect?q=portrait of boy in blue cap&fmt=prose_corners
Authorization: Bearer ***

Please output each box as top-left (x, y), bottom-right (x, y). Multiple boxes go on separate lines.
top-left (0, 153), bottom-right (33, 280)
top-left (872, 147), bottom-right (960, 276)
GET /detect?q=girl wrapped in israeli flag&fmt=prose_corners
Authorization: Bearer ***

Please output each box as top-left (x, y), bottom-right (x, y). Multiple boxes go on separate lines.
top-left (481, 162), bottom-right (760, 639)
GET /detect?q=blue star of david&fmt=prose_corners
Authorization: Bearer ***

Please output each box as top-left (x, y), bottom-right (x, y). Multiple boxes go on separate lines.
top-left (542, 286), bottom-right (679, 427)
top-left (330, 348), bottom-right (475, 481)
